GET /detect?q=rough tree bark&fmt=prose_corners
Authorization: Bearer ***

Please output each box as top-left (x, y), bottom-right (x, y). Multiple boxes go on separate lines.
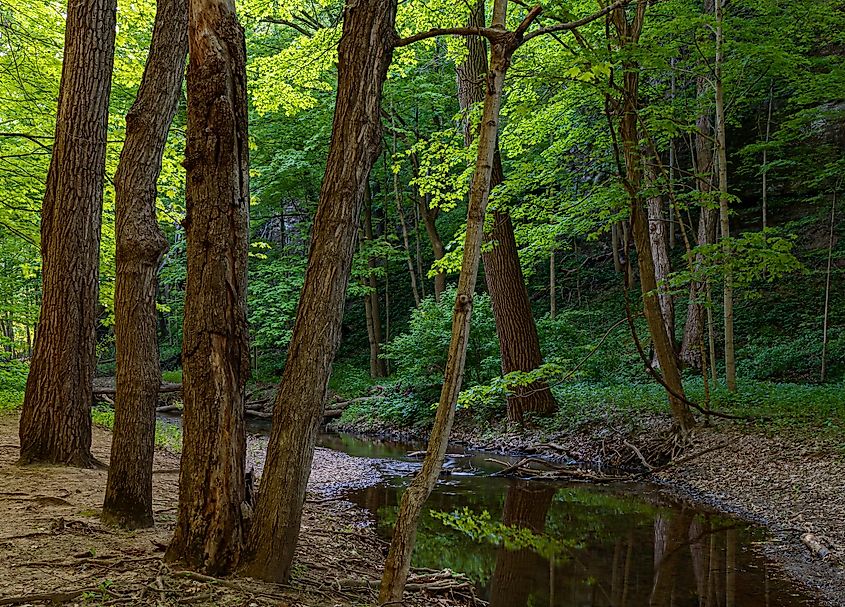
top-left (165, 0), bottom-right (250, 574)
top-left (239, 0), bottom-right (396, 583)
top-left (18, 0), bottom-right (117, 467)
top-left (101, 0), bottom-right (187, 530)
top-left (456, 0), bottom-right (556, 422)
top-left (610, 0), bottom-right (696, 432)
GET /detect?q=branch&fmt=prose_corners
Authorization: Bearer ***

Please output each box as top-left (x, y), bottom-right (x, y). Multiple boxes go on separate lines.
top-left (394, 26), bottom-right (502, 48)
top-left (521, 0), bottom-right (631, 42)
top-left (0, 132), bottom-right (52, 151)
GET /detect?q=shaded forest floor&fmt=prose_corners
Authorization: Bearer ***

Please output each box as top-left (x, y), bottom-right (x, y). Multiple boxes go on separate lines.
top-left (0, 415), bottom-right (479, 606)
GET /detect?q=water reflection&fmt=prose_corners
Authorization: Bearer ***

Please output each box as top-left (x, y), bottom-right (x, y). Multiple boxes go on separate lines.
top-left (327, 434), bottom-right (814, 607)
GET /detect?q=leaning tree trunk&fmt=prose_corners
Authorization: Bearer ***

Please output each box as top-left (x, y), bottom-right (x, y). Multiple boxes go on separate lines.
top-left (239, 0), bottom-right (396, 583)
top-left (18, 0), bottom-right (117, 467)
top-left (456, 0), bottom-right (556, 422)
top-left (101, 0), bottom-right (187, 530)
top-left (165, 0), bottom-right (250, 575)
top-left (611, 0), bottom-right (695, 433)
top-left (379, 2), bottom-right (533, 600)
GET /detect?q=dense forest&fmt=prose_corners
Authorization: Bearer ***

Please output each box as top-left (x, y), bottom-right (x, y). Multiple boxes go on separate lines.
top-left (0, 0), bottom-right (843, 604)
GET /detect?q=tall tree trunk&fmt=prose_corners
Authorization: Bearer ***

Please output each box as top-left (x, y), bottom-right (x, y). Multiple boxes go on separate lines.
top-left (102, 0), bottom-right (187, 529)
top-left (549, 250), bottom-right (556, 319)
top-left (392, 112), bottom-right (421, 307)
top-left (18, 0), bottom-right (117, 467)
top-left (715, 0), bottom-right (736, 391)
top-left (239, 0), bottom-right (396, 582)
top-left (456, 0), bottom-right (556, 422)
top-left (821, 188), bottom-right (837, 382)
top-left (419, 195), bottom-right (446, 300)
top-left (165, 0), bottom-right (250, 574)
top-left (364, 193), bottom-right (387, 377)
top-left (610, 0), bottom-right (695, 432)
top-left (679, 44), bottom-right (717, 369)
top-left (379, 3), bottom-right (538, 600)
top-left (646, 164), bottom-right (675, 364)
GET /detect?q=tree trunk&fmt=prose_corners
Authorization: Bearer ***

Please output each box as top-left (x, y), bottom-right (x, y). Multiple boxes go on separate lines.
top-left (419, 195), bottom-right (446, 301)
top-left (715, 0), bottom-right (737, 391)
top-left (456, 0), bottom-right (556, 422)
top-left (679, 47), bottom-right (717, 370)
top-left (239, 0), bottom-right (396, 583)
top-left (364, 192), bottom-right (387, 377)
top-left (102, 0), bottom-right (187, 530)
top-left (18, 0), bottom-right (117, 467)
top-left (610, 1), bottom-right (695, 432)
top-left (646, 164), bottom-right (674, 364)
top-left (379, 3), bottom-right (532, 601)
top-left (821, 189), bottom-right (837, 382)
top-left (165, 0), bottom-right (250, 575)
top-left (392, 110), bottom-right (421, 307)
top-left (549, 250), bottom-right (556, 319)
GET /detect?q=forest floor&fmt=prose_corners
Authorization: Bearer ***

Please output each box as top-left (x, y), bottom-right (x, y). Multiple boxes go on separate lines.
top-left (0, 415), bottom-right (480, 607)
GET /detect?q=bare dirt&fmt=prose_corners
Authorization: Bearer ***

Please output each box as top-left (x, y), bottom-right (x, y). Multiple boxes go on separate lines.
top-left (0, 415), bottom-right (478, 606)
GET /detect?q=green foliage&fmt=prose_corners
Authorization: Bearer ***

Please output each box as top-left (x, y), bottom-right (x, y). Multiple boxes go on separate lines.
top-left (161, 369), bottom-right (182, 383)
top-left (328, 362), bottom-right (375, 400)
top-left (433, 507), bottom-right (576, 562)
top-left (91, 406), bottom-right (182, 452)
top-left (383, 288), bottom-right (500, 400)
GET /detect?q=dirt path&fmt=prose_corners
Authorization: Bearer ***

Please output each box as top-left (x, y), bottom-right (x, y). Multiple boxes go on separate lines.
top-left (0, 415), bottom-right (477, 606)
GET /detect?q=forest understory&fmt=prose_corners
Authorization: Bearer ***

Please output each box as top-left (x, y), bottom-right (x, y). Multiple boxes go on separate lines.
top-left (0, 415), bottom-right (479, 607)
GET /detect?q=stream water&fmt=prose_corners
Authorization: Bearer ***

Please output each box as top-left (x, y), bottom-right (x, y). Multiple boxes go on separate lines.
top-left (316, 432), bottom-right (818, 607)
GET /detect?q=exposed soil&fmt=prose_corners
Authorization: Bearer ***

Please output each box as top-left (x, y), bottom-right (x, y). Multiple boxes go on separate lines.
top-left (0, 415), bottom-right (478, 606)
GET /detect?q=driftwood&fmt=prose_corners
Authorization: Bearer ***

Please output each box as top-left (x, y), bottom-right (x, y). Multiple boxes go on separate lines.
top-left (801, 532), bottom-right (832, 560)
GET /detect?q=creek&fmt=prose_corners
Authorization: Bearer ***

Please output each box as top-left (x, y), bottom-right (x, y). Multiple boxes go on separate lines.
top-left (315, 432), bottom-right (817, 607)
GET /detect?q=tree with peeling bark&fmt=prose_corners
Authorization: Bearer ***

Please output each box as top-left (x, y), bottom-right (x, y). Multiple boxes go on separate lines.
top-left (165, 0), bottom-right (251, 574)
top-left (456, 0), bottom-right (556, 423)
top-left (18, 0), bottom-right (117, 468)
top-left (101, 0), bottom-right (187, 530)
top-left (239, 0), bottom-right (397, 583)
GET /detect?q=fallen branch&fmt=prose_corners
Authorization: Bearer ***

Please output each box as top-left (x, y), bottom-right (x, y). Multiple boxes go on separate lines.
top-left (0, 588), bottom-right (93, 605)
top-left (93, 382), bottom-right (182, 397)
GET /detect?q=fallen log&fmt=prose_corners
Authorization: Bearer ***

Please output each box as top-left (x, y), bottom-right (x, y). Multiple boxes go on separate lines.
top-left (155, 404), bottom-right (182, 414)
top-left (93, 382), bottom-right (182, 396)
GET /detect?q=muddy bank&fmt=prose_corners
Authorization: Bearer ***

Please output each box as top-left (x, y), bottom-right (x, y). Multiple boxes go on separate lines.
top-left (334, 411), bottom-right (845, 605)
top-left (0, 415), bottom-right (477, 606)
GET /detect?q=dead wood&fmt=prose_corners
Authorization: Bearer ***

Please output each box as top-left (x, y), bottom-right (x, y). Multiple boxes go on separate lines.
top-left (93, 382), bottom-right (182, 396)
